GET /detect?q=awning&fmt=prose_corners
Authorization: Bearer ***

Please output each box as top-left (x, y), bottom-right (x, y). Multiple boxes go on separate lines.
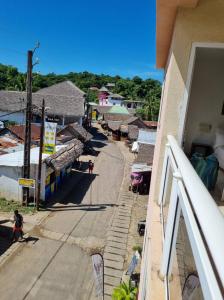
top-left (131, 163), bottom-right (152, 173)
top-left (45, 139), bottom-right (83, 171)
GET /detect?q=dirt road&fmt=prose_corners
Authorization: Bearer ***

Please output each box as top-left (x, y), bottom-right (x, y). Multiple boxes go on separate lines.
top-left (0, 131), bottom-right (125, 300)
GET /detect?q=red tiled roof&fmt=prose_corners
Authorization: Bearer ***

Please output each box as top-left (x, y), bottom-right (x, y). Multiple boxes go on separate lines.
top-left (143, 121), bottom-right (158, 128)
top-left (9, 124), bottom-right (41, 141)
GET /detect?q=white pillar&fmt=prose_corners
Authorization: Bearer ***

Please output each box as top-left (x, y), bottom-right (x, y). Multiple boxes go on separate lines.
top-left (160, 171), bottom-right (182, 279)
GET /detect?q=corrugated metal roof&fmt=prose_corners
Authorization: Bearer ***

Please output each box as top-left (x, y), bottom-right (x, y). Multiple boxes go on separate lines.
top-left (107, 106), bottom-right (129, 115)
top-left (138, 130), bottom-right (157, 145)
top-left (0, 145), bottom-right (66, 167)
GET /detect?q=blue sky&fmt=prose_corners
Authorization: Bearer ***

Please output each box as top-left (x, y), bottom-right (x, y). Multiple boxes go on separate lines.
top-left (0, 0), bottom-right (163, 81)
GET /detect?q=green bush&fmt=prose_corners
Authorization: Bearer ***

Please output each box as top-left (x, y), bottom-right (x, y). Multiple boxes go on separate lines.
top-left (112, 281), bottom-right (137, 300)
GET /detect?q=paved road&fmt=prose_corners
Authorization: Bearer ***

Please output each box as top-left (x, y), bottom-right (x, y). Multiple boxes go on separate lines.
top-left (0, 133), bottom-right (125, 300)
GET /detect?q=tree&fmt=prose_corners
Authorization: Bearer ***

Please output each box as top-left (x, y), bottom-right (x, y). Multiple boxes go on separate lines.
top-left (0, 63), bottom-right (162, 120)
top-left (112, 281), bottom-right (137, 300)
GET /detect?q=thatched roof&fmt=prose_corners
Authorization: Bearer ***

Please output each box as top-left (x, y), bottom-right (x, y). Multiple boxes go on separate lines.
top-left (0, 81), bottom-right (85, 117)
top-left (57, 123), bottom-right (93, 143)
top-left (108, 121), bottom-right (122, 131)
top-left (135, 143), bottom-right (155, 166)
top-left (128, 125), bottom-right (139, 140)
top-left (36, 81), bottom-right (85, 97)
top-left (45, 138), bottom-right (83, 171)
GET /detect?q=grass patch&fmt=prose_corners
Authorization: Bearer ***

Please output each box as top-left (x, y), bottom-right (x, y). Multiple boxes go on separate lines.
top-left (0, 198), bottom-right (36, 214)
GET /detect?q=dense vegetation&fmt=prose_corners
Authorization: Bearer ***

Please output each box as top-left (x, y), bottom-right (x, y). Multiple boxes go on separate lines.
top-left (0, 63), bottom-right (162, 121)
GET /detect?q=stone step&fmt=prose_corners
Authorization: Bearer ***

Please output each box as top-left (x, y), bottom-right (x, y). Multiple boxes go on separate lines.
top-left (111, 227), bottom-right (129, 234)
top-left (104, 275), bottom-right (121, 287)
top-left (107, 241), bottom-right (127, 250)
top-left (107, 235), bottom-right (127, 244)
top-left (104, 284), bottom-right (114, 296)
top-left (104, 267), bottom-right (123, 278)
top-left (104, 252), bottom-right (124, 263)
top-left (107, 230), bottom-right (128, 239)
top-left (104, 259), bottom-right (123, 270)
top-left (104, 246), bottom-right (126, 256)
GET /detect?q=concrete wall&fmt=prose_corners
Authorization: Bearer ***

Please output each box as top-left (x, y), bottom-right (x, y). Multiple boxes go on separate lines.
top-left (140, 1), bottom-right (224, 299)
top-left (0, 163), bottom-right (46, 202)
top-left (0, 111), bottom-right (25, 124)
top-left (184, 48), bottom-right (224, 153)
top-left (0, 166), bottom-right (23, 201)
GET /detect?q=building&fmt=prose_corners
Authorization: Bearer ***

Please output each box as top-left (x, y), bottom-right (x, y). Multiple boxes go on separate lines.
top-left (0, 81), bottom-right (85, 126)
top-left (139, 1), bottom-right (224, 300)
top-left (0, 124), bottom-right (41, 144)
top-left (107, 93), bottom-right (124, 106)
top-left (124, 99), bottom-right (144, 110)
top-left (0, 139), bottom-right (83, 202)
top-left (99, 86), bottom-right (110, 106)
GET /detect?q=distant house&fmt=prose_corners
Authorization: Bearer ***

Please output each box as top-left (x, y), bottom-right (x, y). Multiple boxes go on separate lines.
top-left (0, 81), bottom-right (85, 126)
top-left (107, 94), bottom-right (125, 106)
top-left (106, 83), bottom-right (115, 89)
top-left (0, 139), bottom-right (83, 202)
top-left (99, 86), bottom-right (110, 106)
top-left (124, 99), bottom-right (144, 110)
top-left (104, 106), bottom-right (130, 122)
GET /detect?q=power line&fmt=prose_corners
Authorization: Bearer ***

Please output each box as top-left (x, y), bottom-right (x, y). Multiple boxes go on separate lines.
top-left (0, 109), bottom-right (26, 119)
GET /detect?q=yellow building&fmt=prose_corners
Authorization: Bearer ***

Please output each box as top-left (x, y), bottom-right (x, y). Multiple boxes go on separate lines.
top-left (139, 1), bottom-right (224, 299)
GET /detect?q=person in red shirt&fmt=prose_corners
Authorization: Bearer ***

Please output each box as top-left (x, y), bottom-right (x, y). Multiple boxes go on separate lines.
top-left (11, 210), bottom-right (23, 242)
top-left (88, 160), bottom-right (94, 174)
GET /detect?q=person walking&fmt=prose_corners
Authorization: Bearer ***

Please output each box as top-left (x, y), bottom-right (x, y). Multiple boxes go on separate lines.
top-left (11, 210), bottom-right (23, 242)
top-left (88, 160), bottom-right (94, 174)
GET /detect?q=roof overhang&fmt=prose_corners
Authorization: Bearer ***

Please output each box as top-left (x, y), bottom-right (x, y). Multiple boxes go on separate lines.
top-left (156, 0), bottom-right (199, 69)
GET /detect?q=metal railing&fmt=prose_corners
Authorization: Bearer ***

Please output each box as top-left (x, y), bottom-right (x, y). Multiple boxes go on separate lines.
top-left (159, 135), bottom-right (224, 300)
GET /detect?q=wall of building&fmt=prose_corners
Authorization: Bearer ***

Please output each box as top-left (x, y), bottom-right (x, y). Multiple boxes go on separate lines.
top-left (0, 163), bottom-right (46, 202)
top-left (140, 1), bottom-right (224, 299)
top-left (0, 165), bottom-right (23, 201)
top-left (108, 98), bottom-right (124, 106)
top-left (0, 111), bottom-right (25, 124)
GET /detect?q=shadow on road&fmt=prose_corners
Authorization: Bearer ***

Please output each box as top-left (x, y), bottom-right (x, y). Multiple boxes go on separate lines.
top-left (89, 127), bottom-right (108, 141)
top-left (0, 225), bottom-right (13, 255)
top-left (59, 172), bottom-right (98, 205)
top-left (45, 203), bottom-right (118, 212)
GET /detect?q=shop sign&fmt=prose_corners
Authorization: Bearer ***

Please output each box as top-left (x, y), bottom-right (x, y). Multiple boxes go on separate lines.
top-left (43, 122), bottom-right (57, 154)
top-left (18, 178), bottom-right (35, 188)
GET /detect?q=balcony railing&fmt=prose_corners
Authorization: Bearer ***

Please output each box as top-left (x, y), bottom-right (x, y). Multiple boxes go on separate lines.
top-left (159, 135), bottom-right (224, 300)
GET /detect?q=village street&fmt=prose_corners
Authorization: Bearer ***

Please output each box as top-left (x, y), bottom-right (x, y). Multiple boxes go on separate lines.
top-left (0, 129), bottom-right (125, 300)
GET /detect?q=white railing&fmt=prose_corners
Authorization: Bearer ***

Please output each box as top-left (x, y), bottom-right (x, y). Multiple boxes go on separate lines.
top-left (159, 135), bottom-right (224, 300)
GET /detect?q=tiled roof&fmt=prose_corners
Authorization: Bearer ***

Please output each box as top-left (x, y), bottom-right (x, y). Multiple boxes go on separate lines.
top-left (143, 121), bottom-right (158, 128)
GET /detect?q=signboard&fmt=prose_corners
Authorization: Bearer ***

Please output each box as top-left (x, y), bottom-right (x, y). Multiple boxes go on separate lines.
top-left (92, 111), bottom-right (97, 121)
top-left (18, 178), bottom-right (35, 188)
top-left (91, 253), bottom-right (104, 298)
top-left (43, 122), bottom-right (57, 154)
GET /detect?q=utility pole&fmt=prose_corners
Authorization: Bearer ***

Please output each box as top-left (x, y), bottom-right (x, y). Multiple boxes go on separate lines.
top-left (23, 50), bottom-right (33, 205)
top-left (36, 99), bottom-right (45, 211)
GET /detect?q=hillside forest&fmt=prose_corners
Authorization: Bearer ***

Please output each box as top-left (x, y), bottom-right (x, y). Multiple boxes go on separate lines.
top-left (0, 63), bottom-right (162, 121)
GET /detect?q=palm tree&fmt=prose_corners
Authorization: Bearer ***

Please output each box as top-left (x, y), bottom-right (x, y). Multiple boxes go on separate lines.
top-left (112, 281), bottom-right (137, 300)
